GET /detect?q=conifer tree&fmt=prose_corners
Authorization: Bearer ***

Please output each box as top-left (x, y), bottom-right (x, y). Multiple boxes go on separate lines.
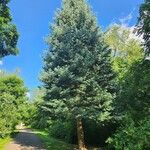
top-left (41, 0), bottom-right (115, 149)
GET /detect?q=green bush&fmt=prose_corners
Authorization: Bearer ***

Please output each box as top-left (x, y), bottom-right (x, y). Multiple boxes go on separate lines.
top-left (48, 119), bottom-right (116, 147)
top-left (28, 104), bottom-right (50, 129)
top-left (84, 120), bottom-right (117, 147)
top-left (107, 117), bottom-right (150, 150)
top-left (31, 116), bottom-right (49, 129)
top-left (49, 121), bottom-right (76, 143)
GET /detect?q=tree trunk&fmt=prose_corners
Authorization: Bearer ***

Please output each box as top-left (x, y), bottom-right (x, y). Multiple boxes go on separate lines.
top-left (76, 117), bottom-right (87, 150)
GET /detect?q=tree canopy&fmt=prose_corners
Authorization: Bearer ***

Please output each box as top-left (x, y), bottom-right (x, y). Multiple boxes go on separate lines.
top-left (0, 0), bottom-right (19, 58)
top-left (137, 0), bottom-right (150, 56)
top-left (0, 74), bottom-right (28, 137)
top-left (104, 24), bottom-right (143, 79)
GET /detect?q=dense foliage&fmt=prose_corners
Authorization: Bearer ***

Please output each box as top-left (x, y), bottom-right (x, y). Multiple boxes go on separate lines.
top-left (0, 73), bottom-right (28, 137)
top-left (107, 116), bottom-right (150, 150)
top-left (104, 24), bottom-right (143, 79)
top-left (137, 0), bottom-right (150, 56)
top-left (0, 0), bottom-right (19, 58)
top-left (104, 23), bottom-right (150, 150)
top-left (105, 2), bottom-right (150, 148)
top-left (116, 60), bottom-right (150, 120)
top-left (28, 88), bottom-right (49, 129)
top-left (107, 59), bottom-right (150, 150)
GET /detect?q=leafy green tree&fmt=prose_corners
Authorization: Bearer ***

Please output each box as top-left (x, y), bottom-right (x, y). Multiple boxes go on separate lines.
top-left (107, 115), bottom-right (150, 150)
top-left (104, 24), bottom-right (143, 79)
top-left (31, 87), bottom-right (45, 103)
top-left (105, 24), bottom-right (149, 150)
top-left (27, 88), bottom-right (49, 129)
top-left (117, 60), bottom-right (150, 121)
top-left (0, 93), bottom-right (16, 137)
top-left (0, 74), bottom-right (28, 137)
top-left (108, 59), bottom-right (150, 150)
top-left (41, 0), bottom-right (115, 149)
top-left (0, 0), bottom-right (19, 58)
top-left (137, 0), bottom-right (150, 56)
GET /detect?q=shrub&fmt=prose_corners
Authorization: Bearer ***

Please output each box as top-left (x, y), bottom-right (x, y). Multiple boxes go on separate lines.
top-left (107, 117), bottom-right (150, 150)
top-left (49, 121), bottom-right (76, 143)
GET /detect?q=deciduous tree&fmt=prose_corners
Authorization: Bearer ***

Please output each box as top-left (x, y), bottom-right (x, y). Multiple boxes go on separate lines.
top-left (0, 74), bottom-right (28, 137)
top-left (0, 0), bottom-right (19, 58)
top-left (137, 0), bottom-right (150, 56)
top-left (104, 24), bottom-right (143, 79)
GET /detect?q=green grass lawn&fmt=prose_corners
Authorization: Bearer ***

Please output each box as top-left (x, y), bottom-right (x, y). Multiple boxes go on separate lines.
top-left (33, 129), bottom-right (78, 150)
top-left (0, 137), bottom-right (12, 150)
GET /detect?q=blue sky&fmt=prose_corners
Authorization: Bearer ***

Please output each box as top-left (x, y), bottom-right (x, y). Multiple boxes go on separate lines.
top-left (1, 0), bottom-right (143, 90)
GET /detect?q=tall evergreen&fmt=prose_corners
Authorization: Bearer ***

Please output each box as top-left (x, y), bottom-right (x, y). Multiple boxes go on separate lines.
top-left (41, 0), bottom-right (115, 149)
top-left (0, 0), bottom-right (19, 58)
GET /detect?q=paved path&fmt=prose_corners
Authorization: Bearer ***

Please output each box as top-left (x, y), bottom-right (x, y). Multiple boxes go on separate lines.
top-left (4, 129), bottom-right (45, 150)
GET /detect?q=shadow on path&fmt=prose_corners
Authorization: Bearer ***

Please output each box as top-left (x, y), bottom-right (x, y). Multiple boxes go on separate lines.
top-left (5, 129), bottom-right (45, 150)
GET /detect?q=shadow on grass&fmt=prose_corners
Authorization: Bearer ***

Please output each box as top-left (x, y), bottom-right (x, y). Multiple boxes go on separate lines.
top-left (33, 129), bottom-right (103, 150)
top-left (33, 130), bottom-right (78, 150)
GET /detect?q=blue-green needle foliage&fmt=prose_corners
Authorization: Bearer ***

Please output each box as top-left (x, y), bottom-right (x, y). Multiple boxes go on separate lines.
top-left (41, 0), bottom-right (115, 122)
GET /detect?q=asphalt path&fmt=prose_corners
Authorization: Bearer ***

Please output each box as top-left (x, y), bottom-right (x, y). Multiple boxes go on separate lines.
top-left (4, 129), bottom-right (45, 150)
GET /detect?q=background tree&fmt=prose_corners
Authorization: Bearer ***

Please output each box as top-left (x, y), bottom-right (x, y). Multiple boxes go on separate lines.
top-left (27, 87), bottom-right (49, 129)
top-left (107, 60), bottom-right (150, 150)
top-left (0, 93), bottom-right (16, 137)
top-left (137, 0), bottom-right (150, 57)
top-left (104, 23), bottom-right (150, 149)
top-left (117, 60), bottom-right (150, 121)
top-left (41, 0), bottom-right (115, 149)
top-left (104, 24), bottom-right (143, 80)
top-left (0, 73), bottom-right (28, 137)
top-left (0, 0), bottom-right (19, 58)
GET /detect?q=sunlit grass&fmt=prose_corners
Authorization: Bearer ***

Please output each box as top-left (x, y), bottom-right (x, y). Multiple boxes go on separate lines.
top-left (0, 137), bottom-right (12, 150)
top-left (0, 130), bottom-right (19, 150)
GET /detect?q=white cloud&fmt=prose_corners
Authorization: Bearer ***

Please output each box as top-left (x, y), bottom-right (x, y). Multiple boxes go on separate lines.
top-left (128, 26), bottom-right (144, 42)
top-left (119, 13), bottom-right (133, 25)
top-left (145, 56), bottom-right (150, 61)
top-left (119, 8), bottom-right (136, 26)
top-left (26, 92), bottom-right (31, 98)
top-left (0, 60), bottom-right (3, 66)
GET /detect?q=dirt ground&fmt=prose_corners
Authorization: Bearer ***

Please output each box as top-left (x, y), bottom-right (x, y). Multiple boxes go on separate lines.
top-left (4, 129), bottom-right (45, 150)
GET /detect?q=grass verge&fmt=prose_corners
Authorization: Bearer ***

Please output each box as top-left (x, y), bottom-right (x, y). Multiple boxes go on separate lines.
top-left (33, 129), bottom-right (78, 150)
top-left (0, 130), bottom-right (19, 150)
top-left (0, 137), bottom-right (12, 150)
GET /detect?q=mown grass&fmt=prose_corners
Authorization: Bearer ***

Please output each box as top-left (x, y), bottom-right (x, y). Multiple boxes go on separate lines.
top-left (33, 129), bottom-right (78, 150)
top-left (0, 137), bottom-right (12, 150)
